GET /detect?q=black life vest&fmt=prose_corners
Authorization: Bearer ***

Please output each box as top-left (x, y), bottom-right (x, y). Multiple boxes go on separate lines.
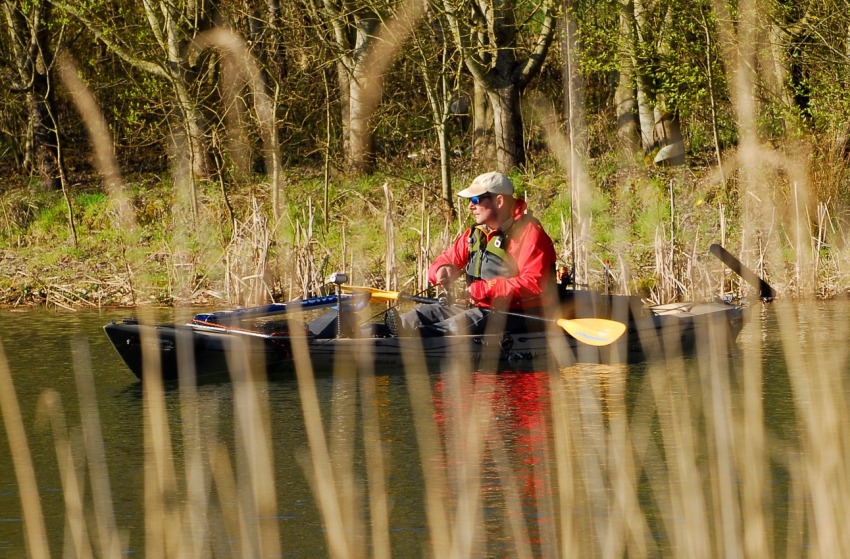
top-left (465, 221), bottom-right (522, 282)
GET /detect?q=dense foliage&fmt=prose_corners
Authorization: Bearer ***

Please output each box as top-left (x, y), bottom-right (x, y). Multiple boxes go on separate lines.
top-left (4, 0), bottom-right (850, 304)
top-left (1, 0), bottom-right (845, 182)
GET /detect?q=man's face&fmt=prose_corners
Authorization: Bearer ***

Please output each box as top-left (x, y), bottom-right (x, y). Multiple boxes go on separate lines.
top-left (468, 193), bottom-right (503, 228)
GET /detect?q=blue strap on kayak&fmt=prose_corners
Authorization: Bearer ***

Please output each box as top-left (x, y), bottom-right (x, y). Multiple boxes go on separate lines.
top-left (194, 293), bottom-right (368, 323)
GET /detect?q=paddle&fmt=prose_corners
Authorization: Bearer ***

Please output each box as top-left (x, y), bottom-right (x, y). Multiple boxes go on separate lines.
top-left (342, 285), bottom-right (626, 347)
top-left (341, 285), bottom-right (446, 304)
top-left (710, 243), bottom-right (776, 301)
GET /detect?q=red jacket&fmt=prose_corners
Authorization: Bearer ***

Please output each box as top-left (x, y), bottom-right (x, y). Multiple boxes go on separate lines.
top-left (428, 199), bottom-right (557, 310)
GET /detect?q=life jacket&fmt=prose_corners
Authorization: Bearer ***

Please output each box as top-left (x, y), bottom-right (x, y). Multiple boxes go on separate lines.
top-left (464, 217), bottom-right (530, 282)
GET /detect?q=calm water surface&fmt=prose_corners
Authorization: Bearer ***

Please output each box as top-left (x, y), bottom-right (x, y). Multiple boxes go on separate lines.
top-left (0, 301), bottom-right (846, 557)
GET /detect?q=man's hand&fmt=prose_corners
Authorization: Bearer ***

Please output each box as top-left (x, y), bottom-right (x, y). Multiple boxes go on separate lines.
top-left (434, 265), bottom-right (457, 288)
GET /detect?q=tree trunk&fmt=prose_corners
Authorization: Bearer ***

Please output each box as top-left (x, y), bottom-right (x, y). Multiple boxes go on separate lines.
top-left (347, 66), bottom-right (375, 173)
top-left (336, 61), bottom-right (351, 161)
top-left (652, 4), bottom-right (685, 166)
top-left (563, 0), bottom-right (588, 158)
top-left (442, 0), bottom-right (557, 171)
top-left (487, 85), bottom-right (525, 171)
top-left (437, 118), bottom-right (452, 213)
top-left (154, 0), bottom-right (218, 179)
top-left (614, 0), bottom-right (640, 156)
top-left (172, 76), bottom-right (211, 179)
top-left (315, 2), bottom-right (383, 175)
top-left (4, 0), bottom-right (61, 189)
top-left (28, 67), bottom-right (60, 190)
top-left (219, 52), bottom-right (252, 179)
top-left (651, 109), bottom-right (685, 165)
top-left (472, 79), bottom-right (494, 164)
top-left (633, 0), bottom-right (655, 152)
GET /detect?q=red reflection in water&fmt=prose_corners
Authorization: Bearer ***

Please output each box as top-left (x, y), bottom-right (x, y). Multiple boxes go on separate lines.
top-left (431, 369), bottom-right (553, 554)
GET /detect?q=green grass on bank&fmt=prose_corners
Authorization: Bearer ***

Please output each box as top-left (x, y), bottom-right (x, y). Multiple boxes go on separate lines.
top-left (2, 158), bottom-right (850, 308)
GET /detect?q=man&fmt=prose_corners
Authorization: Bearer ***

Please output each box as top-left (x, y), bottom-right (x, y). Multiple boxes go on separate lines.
top-left (390, 171), bottom-right (557, 336)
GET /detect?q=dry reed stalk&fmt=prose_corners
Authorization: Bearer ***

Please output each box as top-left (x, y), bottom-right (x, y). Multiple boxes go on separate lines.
top-left (559, 211), bottom-right (571, 267)
top-left (485, 419), bottom-right (535, 559)
top-left (577, 365), bottom-right (628, 554)
top-left (697, 322), bottom-right (744, 557)
top-left (442, 366), bottom-right (492, 557)
top-left (0, 339), bottom-right (51, 559)
top-left (218, 197), bottom-right (275, 306)
top-left (777, 302), bottom-right (850, 557)
top-left (292, 202), bottom-right (326, 298)
top-left (550, 365), bottom-right (652, 557)
top-left (355, 0), bottom-right (427, 130)
top-left (192, 29), bottom-right (284, 218)
top-left (737, 317), bottom-right (772, 557)
top-left (56, 54), bottom-right (134, 232)
top-left (355, 367), bottom-right (392, 559)
top-left (383, 183), bottom-right (397, 291)
top-left (286, 311), bottom-right (356, 559)
top-left (680, 237), bottom-right (695, 302)
top-left (47, 290), bottom-right (77, 311)
top-left (208, 442), bottom-right (248, 557)
top-left (72, 339), bottom-right (123, 558)
top-left (416, 188), bottom-right (429, 293)
top-left (36, 389), bottom-right (94, 559)
top-left (531, 95), bottom-right (593, 288)
top-left (422, 216), bottom-right (432, 293)
top-left (652, 227), bottom-right (670, 304)
top-left (137, 309), bottom-right (188, 559)
top-left (171, 137), bottom-right (200, 305)
top-left (792, 181), bottom-right (803, 296)
top-left (174, 311), bottom-right (212, 559)
top-left (602, 365), bottom-right (653, 558)
top-left (614, 253), bottom-right (630, 296)
top-left (527, 394), bottom-right (560, 558)
top-left (648, 354), bottom-right (713, 557)
top-left (815, 202), bottom-right (825, 293)
top-left (627, 366), bottom-right (669, 543)
top-left (226, 341), bottom-right (282, 559)
top-left (400, 354), bottom-right (452, 557)
top-left (546, 339), bottom-right (583, 558)
top-left (44, 283), bottom-right (101, 310)
top-left (546, 328), bottom-right (656, 558)
top-left (328, 352), bottom-right (365, 557)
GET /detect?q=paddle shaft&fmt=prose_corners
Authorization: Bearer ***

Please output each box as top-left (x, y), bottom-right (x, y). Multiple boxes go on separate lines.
top-left (346, 287), bottom-right (626, 346)
top-left (710, 244), bottom-right (776, 301)
top-left (396, 293), bottom-right (547, 320)
top-left (438, 299), bottom-right (626, 347)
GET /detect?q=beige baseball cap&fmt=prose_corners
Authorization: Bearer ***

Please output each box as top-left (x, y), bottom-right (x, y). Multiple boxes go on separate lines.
top-left (456, 172), bottom-right (514, 198)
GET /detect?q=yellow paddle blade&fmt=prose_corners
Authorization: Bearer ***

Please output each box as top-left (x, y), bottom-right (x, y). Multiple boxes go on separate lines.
top-left (340, 285), bottom-right (400, 302)
top-left (555, 318), bottom-right (627, 347)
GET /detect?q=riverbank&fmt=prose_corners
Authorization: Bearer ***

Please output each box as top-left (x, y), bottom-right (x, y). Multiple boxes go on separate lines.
top-left (3, 161), bottom-right (850, 309)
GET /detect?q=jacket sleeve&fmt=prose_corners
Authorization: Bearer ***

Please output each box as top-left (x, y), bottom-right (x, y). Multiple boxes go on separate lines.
top-left (466, 222), bottom-right (556, 308)
top-left (427, 229), bottom-right (471, 285)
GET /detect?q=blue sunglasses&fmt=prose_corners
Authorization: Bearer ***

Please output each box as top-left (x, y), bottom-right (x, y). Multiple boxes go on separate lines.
top-left (469, 193), bottom-right (492, 205)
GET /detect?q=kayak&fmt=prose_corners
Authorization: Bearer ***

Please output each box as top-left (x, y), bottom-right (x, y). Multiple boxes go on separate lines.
top-left (104, 245), bottom-right (769, 382)
top-left (103, 287), bottom-right (746, 382)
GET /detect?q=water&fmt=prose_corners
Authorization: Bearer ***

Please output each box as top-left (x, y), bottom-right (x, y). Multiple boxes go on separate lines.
top-left (0, 308), bottom-right (428, 557)
top-left (0, 301), bottom-right (846, 557)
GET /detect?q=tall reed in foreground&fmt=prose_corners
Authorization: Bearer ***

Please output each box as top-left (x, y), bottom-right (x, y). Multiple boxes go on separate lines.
top-left (3, 301), bottom-right (850, 557)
